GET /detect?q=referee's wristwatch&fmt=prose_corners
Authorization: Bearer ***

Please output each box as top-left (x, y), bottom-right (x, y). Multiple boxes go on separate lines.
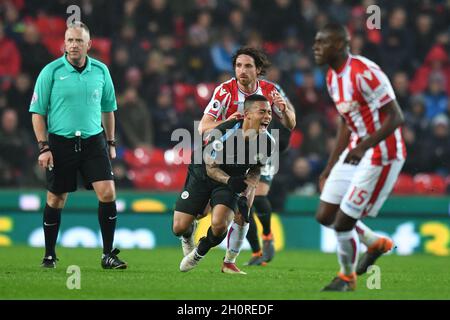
top-left (107, 139), bottom-right (116, 147)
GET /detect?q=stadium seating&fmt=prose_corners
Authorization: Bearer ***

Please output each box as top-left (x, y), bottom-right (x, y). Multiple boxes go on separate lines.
top-left (129, 165), bottom-right (187, 191)
top-left (393, 173), bottom-right (415, 195)
top-left (90, 38), bottom-right (111, 65)
top-left (173, 83), bottom-right (195, 112)
top-left (125, 146), bottom-right (189, 190)
top-left (35, 15), bottom-right (66, 38)
top-left (195, 83), bottom-right (216, 107)
top-left (123, 147), bottom-right (166, 169)
top-left (413, 173), bottom-right (446, 195)
top-left (289, 129), bottom-right (303, 150)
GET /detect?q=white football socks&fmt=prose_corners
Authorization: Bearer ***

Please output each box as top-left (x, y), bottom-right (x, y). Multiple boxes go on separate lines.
top-left (336, 229), bottom-right (360, 275)
top-left (224, 221), bottom-right (249, 263)
top-left (355, 220), bottom-right (381, 247)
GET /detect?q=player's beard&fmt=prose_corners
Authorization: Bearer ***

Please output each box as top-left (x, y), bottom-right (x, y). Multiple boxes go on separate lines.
top-left (238, 76), bottom-right (251, 87)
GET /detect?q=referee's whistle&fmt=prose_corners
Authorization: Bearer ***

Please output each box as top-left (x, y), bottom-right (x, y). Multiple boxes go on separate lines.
top-left (75, 130), bottom-right (81, 152)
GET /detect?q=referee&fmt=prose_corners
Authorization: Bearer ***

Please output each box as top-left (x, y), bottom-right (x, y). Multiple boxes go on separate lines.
top-left (29, 22), bottom-right (126, 269)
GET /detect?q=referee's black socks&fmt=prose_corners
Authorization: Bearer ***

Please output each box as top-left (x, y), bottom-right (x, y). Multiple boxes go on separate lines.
top-left (98, 201), bottom-right (117, 255)
top-left (43, 204), bottom-right (61, 258)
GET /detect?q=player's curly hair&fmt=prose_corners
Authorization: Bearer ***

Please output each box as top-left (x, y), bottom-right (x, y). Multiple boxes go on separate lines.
top-left (232, 47), bottom-right (271, 76)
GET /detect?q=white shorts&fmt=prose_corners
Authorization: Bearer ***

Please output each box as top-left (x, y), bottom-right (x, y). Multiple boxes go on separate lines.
top-left (320, 151), bottom-right (404, 220)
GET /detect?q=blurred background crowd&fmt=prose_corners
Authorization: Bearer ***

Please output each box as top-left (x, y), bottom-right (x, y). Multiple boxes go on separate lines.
top-left (0, 0), bottom-right (449, 201)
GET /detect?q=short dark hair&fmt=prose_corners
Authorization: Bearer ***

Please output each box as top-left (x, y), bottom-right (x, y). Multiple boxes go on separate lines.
top-left (67, 21), bottom-right (90, 37)
top-left (320, 23), bottom-right (349, 45)
top-left (244, 94), bottom-right (269, 111)
top-left (232, 47), bottom-right (271, 76)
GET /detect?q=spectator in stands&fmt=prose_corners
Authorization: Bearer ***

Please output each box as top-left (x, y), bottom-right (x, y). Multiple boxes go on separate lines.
top-left (380, 7), bottom-right (413, 76)
top-left (227, 7), bottom-right (253, 44)
top-left (136, 0), bottom-right (174, 39)
top-left (350, 31), bottom-right (381, 67)
top-left (124, 66), bottom-right (143, 92)
top-left (257, 0), bottom-right (298, 43)
top-left (142, 50), bottom-right (171, 105)
top-left (392, 71), bottom-right (411, 113)
top-left (0, 22), bottom-right (21, 85)
top-left (404, 94), bottom-right (430, 140)
top-left (327, 0), bottom-right (351, 25)
top-left (410, 44), bottom-right (450, 95)
top-left (286, 156), bottom-right (316, 195)
top-left (423, 72), bottom-right (449, 120)
top-left (401, 126), bottom-right (427, 175)
top-left (155, 34), bottom-right (179, 78)
top-left (6, 73), bottom-right (33, 132)
top-left (152, 87), bottom-right (179, 148)
top-left (2, 1), bottom-right (23, 43)
top-left (293, 55), bottom-right (325, 89)
top-left (274, 31), bottom-right (303, 76)
top-left (299, 117), bottom-right (328, 175)
top-left (210, 30), bottom-right (240, 74)
top-left (412, 13), bottom-right (435, 69)
top-left (0, 108), bottom-right (31, 186)
top-left (177, 94), bottom-right (203, 138)
top-left (424, 114), bottom-right (450, 175)
top-left (17, 23), bottom-right (53, 79)
top-left (114, 23), bottom-right (146, 67)
top-left (180, 25), bottom-right (215, 83)
top-left (117, 87), bottom-right (153, 150)
top-left (110, 45), bottom-right (130, 94)
top-left (296, 70), bottom-right (328, 119)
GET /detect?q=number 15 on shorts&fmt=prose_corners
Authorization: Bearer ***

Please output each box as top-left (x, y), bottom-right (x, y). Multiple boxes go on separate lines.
top-left (347, 186), bottom-right (369, 206)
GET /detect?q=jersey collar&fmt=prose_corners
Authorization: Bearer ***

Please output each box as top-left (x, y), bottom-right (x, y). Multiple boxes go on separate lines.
top-left (62, 54), bottom-right (92, 73)
top-left (333, 54), bottom-right (352, 77)
top-left (237, 78), bottom-right (260, 96)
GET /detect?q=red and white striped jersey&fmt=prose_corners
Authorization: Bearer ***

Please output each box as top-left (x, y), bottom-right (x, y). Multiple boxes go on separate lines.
top-left (326, 54), bottom-right (406, 165)
top-left (203, 78), bottom-right (286, 120)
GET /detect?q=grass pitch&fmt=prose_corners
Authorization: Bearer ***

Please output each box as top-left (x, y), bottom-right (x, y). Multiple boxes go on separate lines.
top-left (0, 246), bottom-right (449, 300)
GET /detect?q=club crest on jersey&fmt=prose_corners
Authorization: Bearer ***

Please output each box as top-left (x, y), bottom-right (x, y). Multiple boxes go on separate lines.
top-left (336, 101), bottom-right (359, 113)
top-left (219, 88), bottom-right (227, 96)
top-left (212, 140), bottom-right (224, 152)
top-left (181, 191), bottom-right (189, 200)
top-left (362, 70), bottom-right (373, 81)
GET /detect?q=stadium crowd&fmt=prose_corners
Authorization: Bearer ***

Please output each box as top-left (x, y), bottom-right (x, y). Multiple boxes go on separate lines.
top-left (0, 0), bottom-right (449, 198)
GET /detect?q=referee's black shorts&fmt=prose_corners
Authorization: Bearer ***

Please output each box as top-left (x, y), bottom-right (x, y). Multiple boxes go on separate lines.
top-left (46, 132), bottom-right (113, 194)
top-left (174, 166), bottom-right (238, 217)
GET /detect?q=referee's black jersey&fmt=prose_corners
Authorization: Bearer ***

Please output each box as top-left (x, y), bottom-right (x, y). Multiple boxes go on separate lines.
top-left (190, 119), bottom-right (276, 179)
